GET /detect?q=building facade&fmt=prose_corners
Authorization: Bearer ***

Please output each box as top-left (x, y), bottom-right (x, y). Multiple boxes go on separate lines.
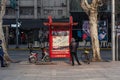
top-left (4, 0), bottom-right (112, 28)
top-left (3, 0), bottom-right (112, 48)
top-left (4, 0), bottom-right (69, 19)
top-left (3, 0), bottom-right (70, 46)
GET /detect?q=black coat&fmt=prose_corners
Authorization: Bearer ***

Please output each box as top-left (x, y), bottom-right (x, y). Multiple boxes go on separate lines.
top-left (69, 41), bottom-right (78, 53)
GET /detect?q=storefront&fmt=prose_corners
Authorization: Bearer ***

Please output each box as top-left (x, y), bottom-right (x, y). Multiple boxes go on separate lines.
top-left (3, 19), bottom-right (70, 48)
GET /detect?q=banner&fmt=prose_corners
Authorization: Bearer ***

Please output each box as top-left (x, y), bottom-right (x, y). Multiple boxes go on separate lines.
top-left (82, 21), bottom-right (108, 41)
top-left (52, 31), bottom-right (69, 57)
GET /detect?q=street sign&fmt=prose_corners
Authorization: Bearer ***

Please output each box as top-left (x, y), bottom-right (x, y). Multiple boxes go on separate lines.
top-left (11, 22), bottom-right (21, 27)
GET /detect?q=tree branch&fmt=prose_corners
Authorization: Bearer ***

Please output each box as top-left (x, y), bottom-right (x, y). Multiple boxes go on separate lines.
top-left (0, 0), bottom-right (6, 17)
top-left (81, 0), bottom-right (91, 15)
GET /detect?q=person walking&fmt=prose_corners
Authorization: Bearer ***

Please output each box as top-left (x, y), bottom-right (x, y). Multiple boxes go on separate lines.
top-left (69, 38), bottom-right (81, 66)
top-left (0, 40), bottom-right (5, 67)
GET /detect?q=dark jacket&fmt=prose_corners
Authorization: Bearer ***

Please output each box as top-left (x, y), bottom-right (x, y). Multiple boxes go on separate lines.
top-left (0, 46), bottom-right (4, 57)
top-left (69, 41), bottom-right (78, 53)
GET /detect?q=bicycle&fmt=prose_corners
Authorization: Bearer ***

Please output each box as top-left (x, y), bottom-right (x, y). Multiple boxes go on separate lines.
top-left (81, 48), bottom-right (92, 64)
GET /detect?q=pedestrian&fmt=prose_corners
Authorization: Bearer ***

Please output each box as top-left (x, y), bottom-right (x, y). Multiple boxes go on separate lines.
top-left (69, 38), bottom-right (81, 66)
top-left (41, 47), bottom-right (49, 61)
top-left (0, 40), bottom-right (6, 67)
top-left (41, 47), bottom-right (45, 60)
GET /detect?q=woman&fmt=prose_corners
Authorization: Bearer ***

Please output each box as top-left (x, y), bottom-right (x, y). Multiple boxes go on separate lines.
top-left (69, 38), bottom-right (81, 66)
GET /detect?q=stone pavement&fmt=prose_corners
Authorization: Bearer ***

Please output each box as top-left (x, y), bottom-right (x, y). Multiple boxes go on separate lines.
top-left (1, 60), bottom-right (120, 80)
top-left (0, 48), bottom-right (114, 80)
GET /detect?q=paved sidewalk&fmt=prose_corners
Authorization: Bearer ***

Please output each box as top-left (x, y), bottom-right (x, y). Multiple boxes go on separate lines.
top-left (0, 61), bottom-right (120, 80)
top-left (0, 48), bottom-right (113, 80)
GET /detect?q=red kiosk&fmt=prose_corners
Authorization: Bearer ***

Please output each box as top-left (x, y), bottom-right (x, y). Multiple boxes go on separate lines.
top-left (44, 16), bottom-right (78, 60)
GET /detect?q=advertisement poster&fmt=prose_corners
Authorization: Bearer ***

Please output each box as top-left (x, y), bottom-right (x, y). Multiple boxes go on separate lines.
top-left (82, 21), bottom-right (107, 41)
top-left (51, 31), bottom-right (69, 57)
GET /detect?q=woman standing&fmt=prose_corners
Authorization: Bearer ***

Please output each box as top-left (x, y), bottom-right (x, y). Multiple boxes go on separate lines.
top-left (69, 38), bottom-right (81, 66)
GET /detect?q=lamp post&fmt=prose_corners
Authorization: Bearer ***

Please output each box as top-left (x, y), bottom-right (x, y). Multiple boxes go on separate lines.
top-left (10, 0), bottom-right (19, 48)
top-left (112, 0), bottom-right (115, 61)
top-left (15, 0), bottom-right (19, 48)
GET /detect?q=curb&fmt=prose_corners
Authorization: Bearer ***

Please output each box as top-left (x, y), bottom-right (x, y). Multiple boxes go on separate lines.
top-left (8, 48), bottom-right (111, 51)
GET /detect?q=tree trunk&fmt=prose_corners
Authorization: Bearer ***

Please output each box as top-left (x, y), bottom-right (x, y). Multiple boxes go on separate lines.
top-left (0, 0), bottom-right (12, 62)
top-left (89, 11), bottom-right (101, 61)
top-left (0, 22), bottom-right (12, 62)
top-left (81, 0), bottom-right (102, 61)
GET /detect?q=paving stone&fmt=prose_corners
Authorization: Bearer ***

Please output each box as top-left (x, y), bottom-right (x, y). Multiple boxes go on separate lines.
top-left (0, 49), bottom-right (115, 80)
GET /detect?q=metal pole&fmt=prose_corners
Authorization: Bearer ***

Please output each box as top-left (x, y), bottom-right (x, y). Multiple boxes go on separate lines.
top-left (16, 0), bottom-right (19, 48)
top-left (112, 0), bottom-right (115, 61)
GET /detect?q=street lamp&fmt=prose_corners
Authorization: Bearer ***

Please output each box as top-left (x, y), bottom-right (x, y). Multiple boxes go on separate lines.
top-left (15, 0), bottom-right (19, 48)
top-left (112, 0), bottom-right (115, 61)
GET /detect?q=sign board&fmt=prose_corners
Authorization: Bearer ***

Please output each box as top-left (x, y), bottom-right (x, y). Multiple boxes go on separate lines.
top-left (51, 29), bottom-right (70, 58)
top-left (11, 22), bottom-right (21, 27)
top-left (82, 21), bottom-right (108, 41)
top-left (44, 16), bottom-right (78, 59)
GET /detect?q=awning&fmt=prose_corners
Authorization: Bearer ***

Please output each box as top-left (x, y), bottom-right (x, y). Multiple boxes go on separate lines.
top-left (3, 19), bottom-right (47, 30)
top-left (3, 19), bottom-right (70, 30)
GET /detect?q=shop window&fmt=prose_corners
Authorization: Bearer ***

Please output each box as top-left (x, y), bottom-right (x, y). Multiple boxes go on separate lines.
top-left (20, 7), bottom-right (34, 15)
top-left (5, 7), bottom-right (15, 15)
top-left (58, 10), bottom-right (63, 15)
top-left (44, 9), bottom-right (53, 15)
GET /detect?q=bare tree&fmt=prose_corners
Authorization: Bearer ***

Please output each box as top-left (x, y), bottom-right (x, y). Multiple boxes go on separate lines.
top-left (81, 0), bottom-right (103, 61)
top-left (0, 0), bottom-right (12, 62)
